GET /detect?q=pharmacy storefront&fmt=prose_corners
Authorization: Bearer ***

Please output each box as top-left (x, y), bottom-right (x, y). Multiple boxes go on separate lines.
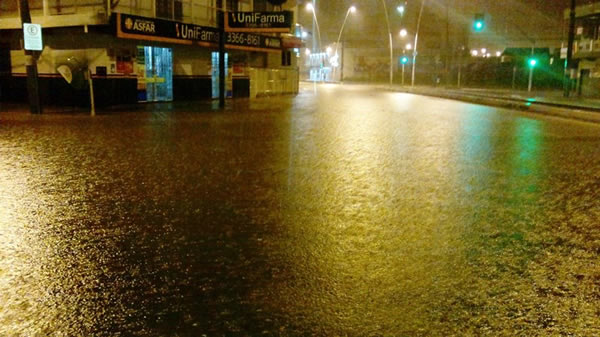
top-left (114, 13), bottom-right (283, 102)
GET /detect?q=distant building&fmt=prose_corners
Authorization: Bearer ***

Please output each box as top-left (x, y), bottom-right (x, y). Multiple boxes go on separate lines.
top-left (0, 0), bottom-right (300, 107)
top-left (564, 1), bottom-right (600, 96)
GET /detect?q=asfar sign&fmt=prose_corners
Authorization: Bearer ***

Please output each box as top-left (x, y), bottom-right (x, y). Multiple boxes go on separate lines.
top-left (225, 11), bottom-right (293, 33)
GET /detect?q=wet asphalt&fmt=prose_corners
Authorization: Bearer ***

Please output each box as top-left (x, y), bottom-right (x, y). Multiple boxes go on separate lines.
top-left (1, 83), bottom-right (600, 336)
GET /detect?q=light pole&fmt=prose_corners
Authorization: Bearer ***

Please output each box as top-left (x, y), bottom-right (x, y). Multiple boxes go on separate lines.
top-left (412, 0), bottom-right (426, 86)
top-left (334, 5), bottom-right (356, 83)
top-left (400, 56), bottom-right (409, 85)
top-left (306, 3), bottom-right (322, 52)
top-left (306, 3), bottom-right (322, 82)
top-left (564, 0), bottom-right (576, 97)
top-left (380, 0), bottom-right (394, 86)
top-left (398, 30), bottom-right (409, 86)
top-left (527, 56), bottom-right (537, 92)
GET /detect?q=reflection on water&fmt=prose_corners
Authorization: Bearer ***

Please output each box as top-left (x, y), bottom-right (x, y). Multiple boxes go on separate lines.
top-left (1, 85), bottom-right (599, 336)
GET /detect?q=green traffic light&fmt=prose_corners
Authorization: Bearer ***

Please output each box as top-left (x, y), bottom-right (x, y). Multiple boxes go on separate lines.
top-left (401, 57), bottom-right (409, 65)
top-left (528, 58), bottom-right (538, 67)
top-left (474, 21), bottom-right (484, 31)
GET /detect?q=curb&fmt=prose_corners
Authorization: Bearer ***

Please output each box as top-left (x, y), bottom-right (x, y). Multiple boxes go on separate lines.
top-left (393, 88), bottom-right (600, 124)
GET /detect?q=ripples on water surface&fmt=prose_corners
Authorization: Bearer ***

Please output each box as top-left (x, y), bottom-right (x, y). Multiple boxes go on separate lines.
top-left (1, 85), bottom-right (600, 336)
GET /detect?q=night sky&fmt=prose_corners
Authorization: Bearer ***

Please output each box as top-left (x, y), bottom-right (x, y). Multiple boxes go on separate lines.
top-left (297, 0), bottom-right (577, 50)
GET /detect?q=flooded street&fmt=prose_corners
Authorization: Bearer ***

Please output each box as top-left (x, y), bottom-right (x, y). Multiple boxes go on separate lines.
top-left (1, 83), bottom-right (600, 336)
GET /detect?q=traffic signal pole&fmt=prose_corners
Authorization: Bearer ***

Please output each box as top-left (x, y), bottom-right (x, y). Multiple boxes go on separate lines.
top-left (564, 0), bottom-right (576, 97)
top-left (19, 0), bottom-right (42, 114)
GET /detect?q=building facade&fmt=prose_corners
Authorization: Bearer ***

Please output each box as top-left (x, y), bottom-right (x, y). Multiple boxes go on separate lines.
top-left (0, 0), bottom-right (300, 107)
top-left (565, 1), bottom-right (600, 97)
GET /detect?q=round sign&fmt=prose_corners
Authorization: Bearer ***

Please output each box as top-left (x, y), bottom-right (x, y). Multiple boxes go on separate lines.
top-left (27, 25), bottom-right (39, 35)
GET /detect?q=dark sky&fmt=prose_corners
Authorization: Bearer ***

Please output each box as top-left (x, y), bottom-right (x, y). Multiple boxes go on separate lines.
top-left (297, 0), bottom-right (576, 50)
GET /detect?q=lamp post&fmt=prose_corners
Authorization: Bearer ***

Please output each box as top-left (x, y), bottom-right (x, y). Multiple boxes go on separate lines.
top-left (528, 57), bottom-right (537, 92)
top-left (334, 5), bottom-right (356, 83)
top-left (380, 0), bottom-right (394, 86)
top-left (306, 3), bottom-right (322, 52)
top-left (399, 30), bottom-right (409, 86)
top-left (400, 56), bottom-right (409, 85)
top-left (411, 0), bottom-right (425, 86)
top-left (306, 3), bottom-right (322, 82)
top-left (564, 0), bottom-right (576, 97)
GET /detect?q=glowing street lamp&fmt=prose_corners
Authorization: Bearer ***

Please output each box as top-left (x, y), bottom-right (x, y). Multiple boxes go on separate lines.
top-left (397, 4), bottom-right (405, 15)
top-left (399, 29), bottom-right (408, 38)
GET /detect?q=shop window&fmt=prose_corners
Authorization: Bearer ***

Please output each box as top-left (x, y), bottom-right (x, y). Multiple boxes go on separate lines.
top-left (227, 0), bottom-right (239, 11)
top-left (156, 0), bottom-right (171, 18)
top-left (253, 0), bottom-right (273, 12)
top-left (156, 0), bottom-right (182, 20)
top-left (174, 0), bottom-right (183, 21)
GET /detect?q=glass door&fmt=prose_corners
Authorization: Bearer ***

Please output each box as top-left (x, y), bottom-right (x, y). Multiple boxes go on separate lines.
top-left (143, 46), bottom-right (173, 102)
top-left (211, 52), bottom-right (229, 99)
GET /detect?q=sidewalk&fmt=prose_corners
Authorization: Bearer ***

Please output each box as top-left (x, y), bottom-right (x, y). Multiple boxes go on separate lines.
top-left (391, 85), bottom-right (600, 124)
top-left (0, 100), bottom-right (225, 115)
top-left (446, 87), bottom-right (600, 111)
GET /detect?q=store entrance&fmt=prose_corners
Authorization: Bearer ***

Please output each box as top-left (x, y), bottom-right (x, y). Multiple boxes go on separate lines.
top-left (211, 51), bottom-right (231, 99)
top-left (137, 46), bottom-right (173, 102)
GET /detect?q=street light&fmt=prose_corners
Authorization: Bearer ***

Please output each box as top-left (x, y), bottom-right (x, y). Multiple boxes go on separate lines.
top-left (399, 29), bottom-right (408, 38)
top-left (405, 43), bottom-right (413, 50)
top-left (397, 4), bottom-right (405, 15)
top-left (334, 5), bottom-right (356, 83)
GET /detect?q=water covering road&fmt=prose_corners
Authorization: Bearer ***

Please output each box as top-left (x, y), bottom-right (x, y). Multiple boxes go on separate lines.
top-left (1, 84), bottom-right (600, 336)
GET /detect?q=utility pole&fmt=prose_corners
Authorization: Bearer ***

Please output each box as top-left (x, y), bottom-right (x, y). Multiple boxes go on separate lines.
top-left (564, 0), bottom-right (576, 97)
top-left (19, 0), bottom-right (42, 114)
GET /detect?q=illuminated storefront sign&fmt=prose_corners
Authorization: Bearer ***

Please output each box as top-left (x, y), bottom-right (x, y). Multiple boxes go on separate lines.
top-left (115, 13), bottom-right (282, 53)
top-left (225, 11), bottom-right (293, 33)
